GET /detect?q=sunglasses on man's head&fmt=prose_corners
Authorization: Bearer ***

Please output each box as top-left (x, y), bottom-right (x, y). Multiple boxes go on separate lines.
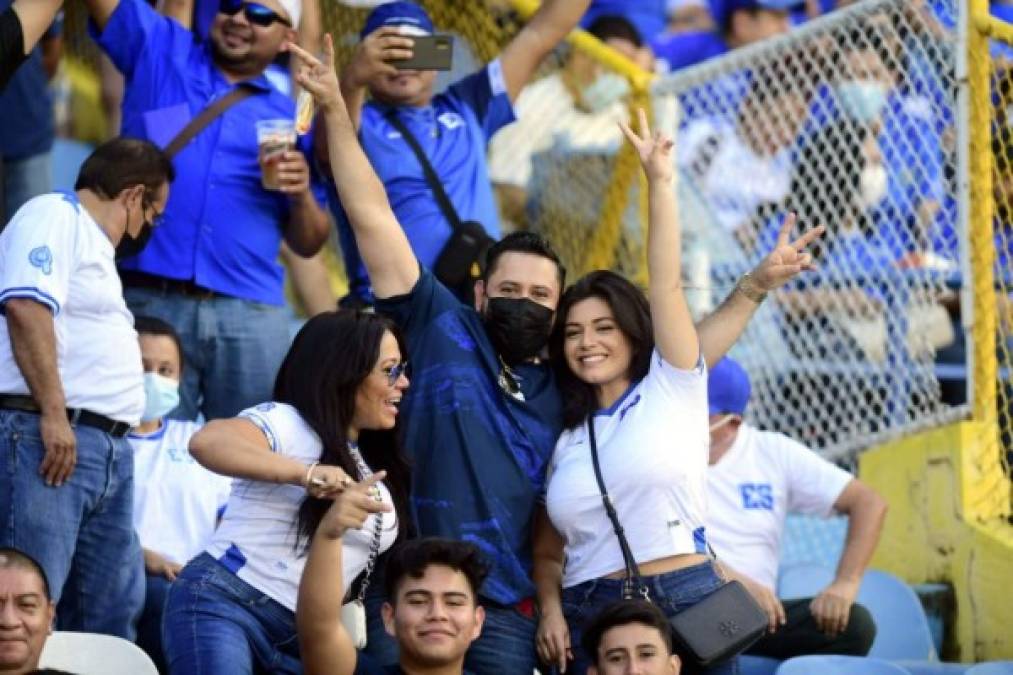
top-left (219, 0), bottom-right (292, 27)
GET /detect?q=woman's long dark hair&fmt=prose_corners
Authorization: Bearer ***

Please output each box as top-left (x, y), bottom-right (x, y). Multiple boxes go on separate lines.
top-left (548, 270), bottom-right (654, 429)
top-left (275, 310), bottom-right (411, 552)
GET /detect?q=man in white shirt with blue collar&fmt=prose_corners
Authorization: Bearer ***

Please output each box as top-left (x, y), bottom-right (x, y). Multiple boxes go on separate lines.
top-left (0, 137), bottom-right (173, 639)
top-left (706, 357), bottom-right (887, 660)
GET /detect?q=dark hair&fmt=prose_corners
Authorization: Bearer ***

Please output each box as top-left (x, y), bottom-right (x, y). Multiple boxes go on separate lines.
top-left (133, 315), bottom-right (185, 374)
top-left (483, 231), bottom-right (566, 290)
top-left (787, 120), bottom-right (870, 246)
top-left (548, 270), bottom-right (653, 429)
top-left (581, 599), bottom-right (674, 664)
top-left (0, 547), bottom-right (51, 600)
top-left (74, 137), bottom-right (175, 201)
top-left (280, 311), bottom-right (411, 552)
top-left (587, 15), bottom-right (642, 48)
top-left (382, 538), bottom-right (489, 604)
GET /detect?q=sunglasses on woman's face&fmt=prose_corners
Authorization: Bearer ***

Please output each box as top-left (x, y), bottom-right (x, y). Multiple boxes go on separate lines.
top-left (381, 362), bottom-right (409, 387)
top-left (219, 0), bottom-right (292, 27)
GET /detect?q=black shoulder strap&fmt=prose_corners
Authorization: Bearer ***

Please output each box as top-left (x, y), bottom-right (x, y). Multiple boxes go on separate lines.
top-left (384, 110), bottom-right (464, 232)
top-left (165, 85), bottom-right (257, 159)
top-left (587, 418), bottom-right (648, 599)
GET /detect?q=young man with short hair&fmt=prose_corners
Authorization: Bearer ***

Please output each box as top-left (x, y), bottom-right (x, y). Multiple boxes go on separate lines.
top-left (581, 600), bottom-right (681, 675)
top-left (297, 482), bottom-right (487, 675)
top-left (0, 547), bottom-right (56, 675)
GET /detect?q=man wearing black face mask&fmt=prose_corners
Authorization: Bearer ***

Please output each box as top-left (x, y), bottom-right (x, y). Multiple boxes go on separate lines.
top-left (0, 137), bottom-right (172, 639)
top-left (294, 37), bottom-right (825, 672)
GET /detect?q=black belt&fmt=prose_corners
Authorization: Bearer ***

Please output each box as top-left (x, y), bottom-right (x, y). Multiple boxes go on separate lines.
top-left (0, 395), bottom-right (132, 438)
top-left (120, 270), bottom-right (219, 299)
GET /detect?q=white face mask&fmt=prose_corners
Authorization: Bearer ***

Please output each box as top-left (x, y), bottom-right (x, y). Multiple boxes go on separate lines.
top-left (835, 79), bottom-right (888, 123)
top-left (141, 372), bottom-right (181, 423)
top-left (579, 72), bottom-right (630, 113)
top-left (859, 163), bottom-right (888, 209)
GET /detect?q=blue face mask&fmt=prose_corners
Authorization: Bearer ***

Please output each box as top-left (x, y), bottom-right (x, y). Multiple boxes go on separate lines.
top-left (835, 80), bottom-right (888, 123)
top-left (142, 372), bottom-right (180, 423)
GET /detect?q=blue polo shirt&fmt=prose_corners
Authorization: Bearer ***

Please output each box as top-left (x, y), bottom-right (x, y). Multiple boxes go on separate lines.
top-left (376, 269), bottom-right (562, 605)
top-left (330, 61), bottom-right (513, 303)
top-left (91, 0), bottom-right (327, 305)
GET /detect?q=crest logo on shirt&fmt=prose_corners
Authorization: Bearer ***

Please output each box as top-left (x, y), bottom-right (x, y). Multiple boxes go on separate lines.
top-left (437, 112), bottom-right (465, 130)
top-left (29, 246), bottom-right (53, 275)
top-left (739, 483), bottom-right (774, 510)
top-left (255, 402), bottom-right (276, 412)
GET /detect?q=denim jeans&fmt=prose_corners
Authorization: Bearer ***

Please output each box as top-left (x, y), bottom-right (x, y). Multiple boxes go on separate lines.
top-left (0, 410), bottom-right (144, 639)
top-left (162, 553), bottom-right (301, 675)
top-left (138, 573), bottom-right (172, 672)
top-left (2, 151), bottom-right (51, 221)
top-left (561, 562), bottom-right (740, 675)
top-left (123, 287), bottom-right (291, 421)
top-left (465, 599), bottom-right (538, 675)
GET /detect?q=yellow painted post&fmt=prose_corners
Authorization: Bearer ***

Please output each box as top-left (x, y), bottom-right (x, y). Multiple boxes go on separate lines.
top-left (968, 0), bottom-right (999, 428)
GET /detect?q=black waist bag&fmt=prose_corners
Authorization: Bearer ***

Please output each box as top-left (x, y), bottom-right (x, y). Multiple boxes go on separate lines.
top-left (385, 111), bottom-right (494, 293)
top-left (668, 579), bottom-right (766, 667)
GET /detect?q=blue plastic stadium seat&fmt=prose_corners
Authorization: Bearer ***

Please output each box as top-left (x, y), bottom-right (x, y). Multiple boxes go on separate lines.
top-left (740, 655), bottom-right (781, 675)
top-left (777, 566), bottom-right (937, 661)
top-left (964, 663), bottom-right (1013, 674)
top-left (894, 661), bottom-right (969, 674)
top-left (776, 655), bottom-right (911, 674)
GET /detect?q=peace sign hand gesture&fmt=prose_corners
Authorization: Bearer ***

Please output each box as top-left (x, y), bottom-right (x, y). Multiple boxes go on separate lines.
top-left (619, 107), bottom-right (674, 184)
top-left (750, 213), bottom-right (825, 292)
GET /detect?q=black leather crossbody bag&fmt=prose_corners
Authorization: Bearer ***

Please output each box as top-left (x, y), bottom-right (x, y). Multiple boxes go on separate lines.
top-left (586, 419), bottom-right (767, 667)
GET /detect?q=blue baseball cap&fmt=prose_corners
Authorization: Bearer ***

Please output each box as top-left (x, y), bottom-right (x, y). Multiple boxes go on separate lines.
top-left (361, 1), bottom-right (434, 39)
top-left (707, 357), bottom-right (751, 416)
top-left (710, 0), bottom-right (802, 30)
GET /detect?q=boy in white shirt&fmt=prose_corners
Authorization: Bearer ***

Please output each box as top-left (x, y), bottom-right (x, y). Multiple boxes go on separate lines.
top-left (706, 357), bottom-right (887, 659)
top-left (128, 315), bottom-right (232, 669)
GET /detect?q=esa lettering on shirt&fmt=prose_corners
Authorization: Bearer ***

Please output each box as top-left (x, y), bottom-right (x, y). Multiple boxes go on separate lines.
top-left (739, 483), bottom-right (774, 510)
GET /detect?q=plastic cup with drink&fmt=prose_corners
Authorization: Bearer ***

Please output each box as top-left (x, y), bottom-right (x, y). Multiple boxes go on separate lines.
top-left (256, 119), bottom-right (296, 190)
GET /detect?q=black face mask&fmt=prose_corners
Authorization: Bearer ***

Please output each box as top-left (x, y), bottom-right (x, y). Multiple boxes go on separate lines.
top-left (115, 221), bottom-right (154, 261)
top-left (483, 297), bottom-right (553, 365)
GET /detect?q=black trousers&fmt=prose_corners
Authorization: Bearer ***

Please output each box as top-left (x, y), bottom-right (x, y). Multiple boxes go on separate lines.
top-left (745, 598), bottom-right (877, 660)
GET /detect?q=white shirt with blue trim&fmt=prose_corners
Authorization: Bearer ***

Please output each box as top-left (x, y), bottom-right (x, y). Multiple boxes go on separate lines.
top-left (0, 192), bottom-right (144, 424)
top-left (205, 402), bottom-right (398, 611)
top-left (545, 350), bottom-right (710, 588)
top-left (129, 419), bottom-right (232, 566)
top-left (705, 423), bottom-right (853, 591)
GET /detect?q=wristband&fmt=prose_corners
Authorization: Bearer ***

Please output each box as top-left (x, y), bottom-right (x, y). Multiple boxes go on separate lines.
top-left (304, 462), bottom-right (320, 489)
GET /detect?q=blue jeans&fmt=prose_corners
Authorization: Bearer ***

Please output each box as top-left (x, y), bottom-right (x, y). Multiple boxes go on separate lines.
top-left (0, 410), bottom-right (144, 639)
top-left (162, 553), bottom-right (301, 675)
top-left (123, 287), bottom-right (291, 421)
top-left (2, 151), bottom-right (51, 220)
top-left (561, 562), bottom-right (740, 675)
top-left (466, 600), bottom-right (538, 675)
top-left (138, 573), bottom-right (172, 672)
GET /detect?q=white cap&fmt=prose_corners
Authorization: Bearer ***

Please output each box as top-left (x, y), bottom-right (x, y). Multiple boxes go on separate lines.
top-left (277, 0), bottom-right (302, 27)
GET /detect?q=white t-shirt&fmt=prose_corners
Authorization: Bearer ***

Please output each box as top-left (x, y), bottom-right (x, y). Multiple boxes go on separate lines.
top-left (545, 350), bottom-right (710, 588)
top-left (205, 402), bottom-right (398, 611)
top-left (0, 192), bottom-right (145, 424)
top-left (488, 72), bottom-right (627, 189)
top-left (706, 423), bottom-right (853, 591)
top-left (678, 117), bottom-right (793, 236)
top-left (129, 419), bottom-right (232, 566)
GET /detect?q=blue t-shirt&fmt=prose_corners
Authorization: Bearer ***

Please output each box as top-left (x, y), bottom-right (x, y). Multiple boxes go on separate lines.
top-left (375, 269), bottom-right (562, 605)
top-left (651, 30), bottom-right (728, 73)
top-left (91, 0), bottom-right (327, 305)
top-left (331, 61), bottom-right (514, 303)
top-left (0, 1), bottom-right (59, 161)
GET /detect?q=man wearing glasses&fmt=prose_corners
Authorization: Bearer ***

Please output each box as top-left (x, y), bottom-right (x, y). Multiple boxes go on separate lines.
top-left (0, 138), bottom-right (173, 639)
top-left (84, 0), bottom-right (330, 423)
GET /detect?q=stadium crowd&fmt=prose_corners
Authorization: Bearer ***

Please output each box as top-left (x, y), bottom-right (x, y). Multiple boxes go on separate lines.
top-left (7, 0), bottom-right (1009, 673)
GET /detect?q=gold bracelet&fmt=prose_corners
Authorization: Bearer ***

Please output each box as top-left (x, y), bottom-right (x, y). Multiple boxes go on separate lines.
top-left (736, 272), bottom-right (767, 304)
